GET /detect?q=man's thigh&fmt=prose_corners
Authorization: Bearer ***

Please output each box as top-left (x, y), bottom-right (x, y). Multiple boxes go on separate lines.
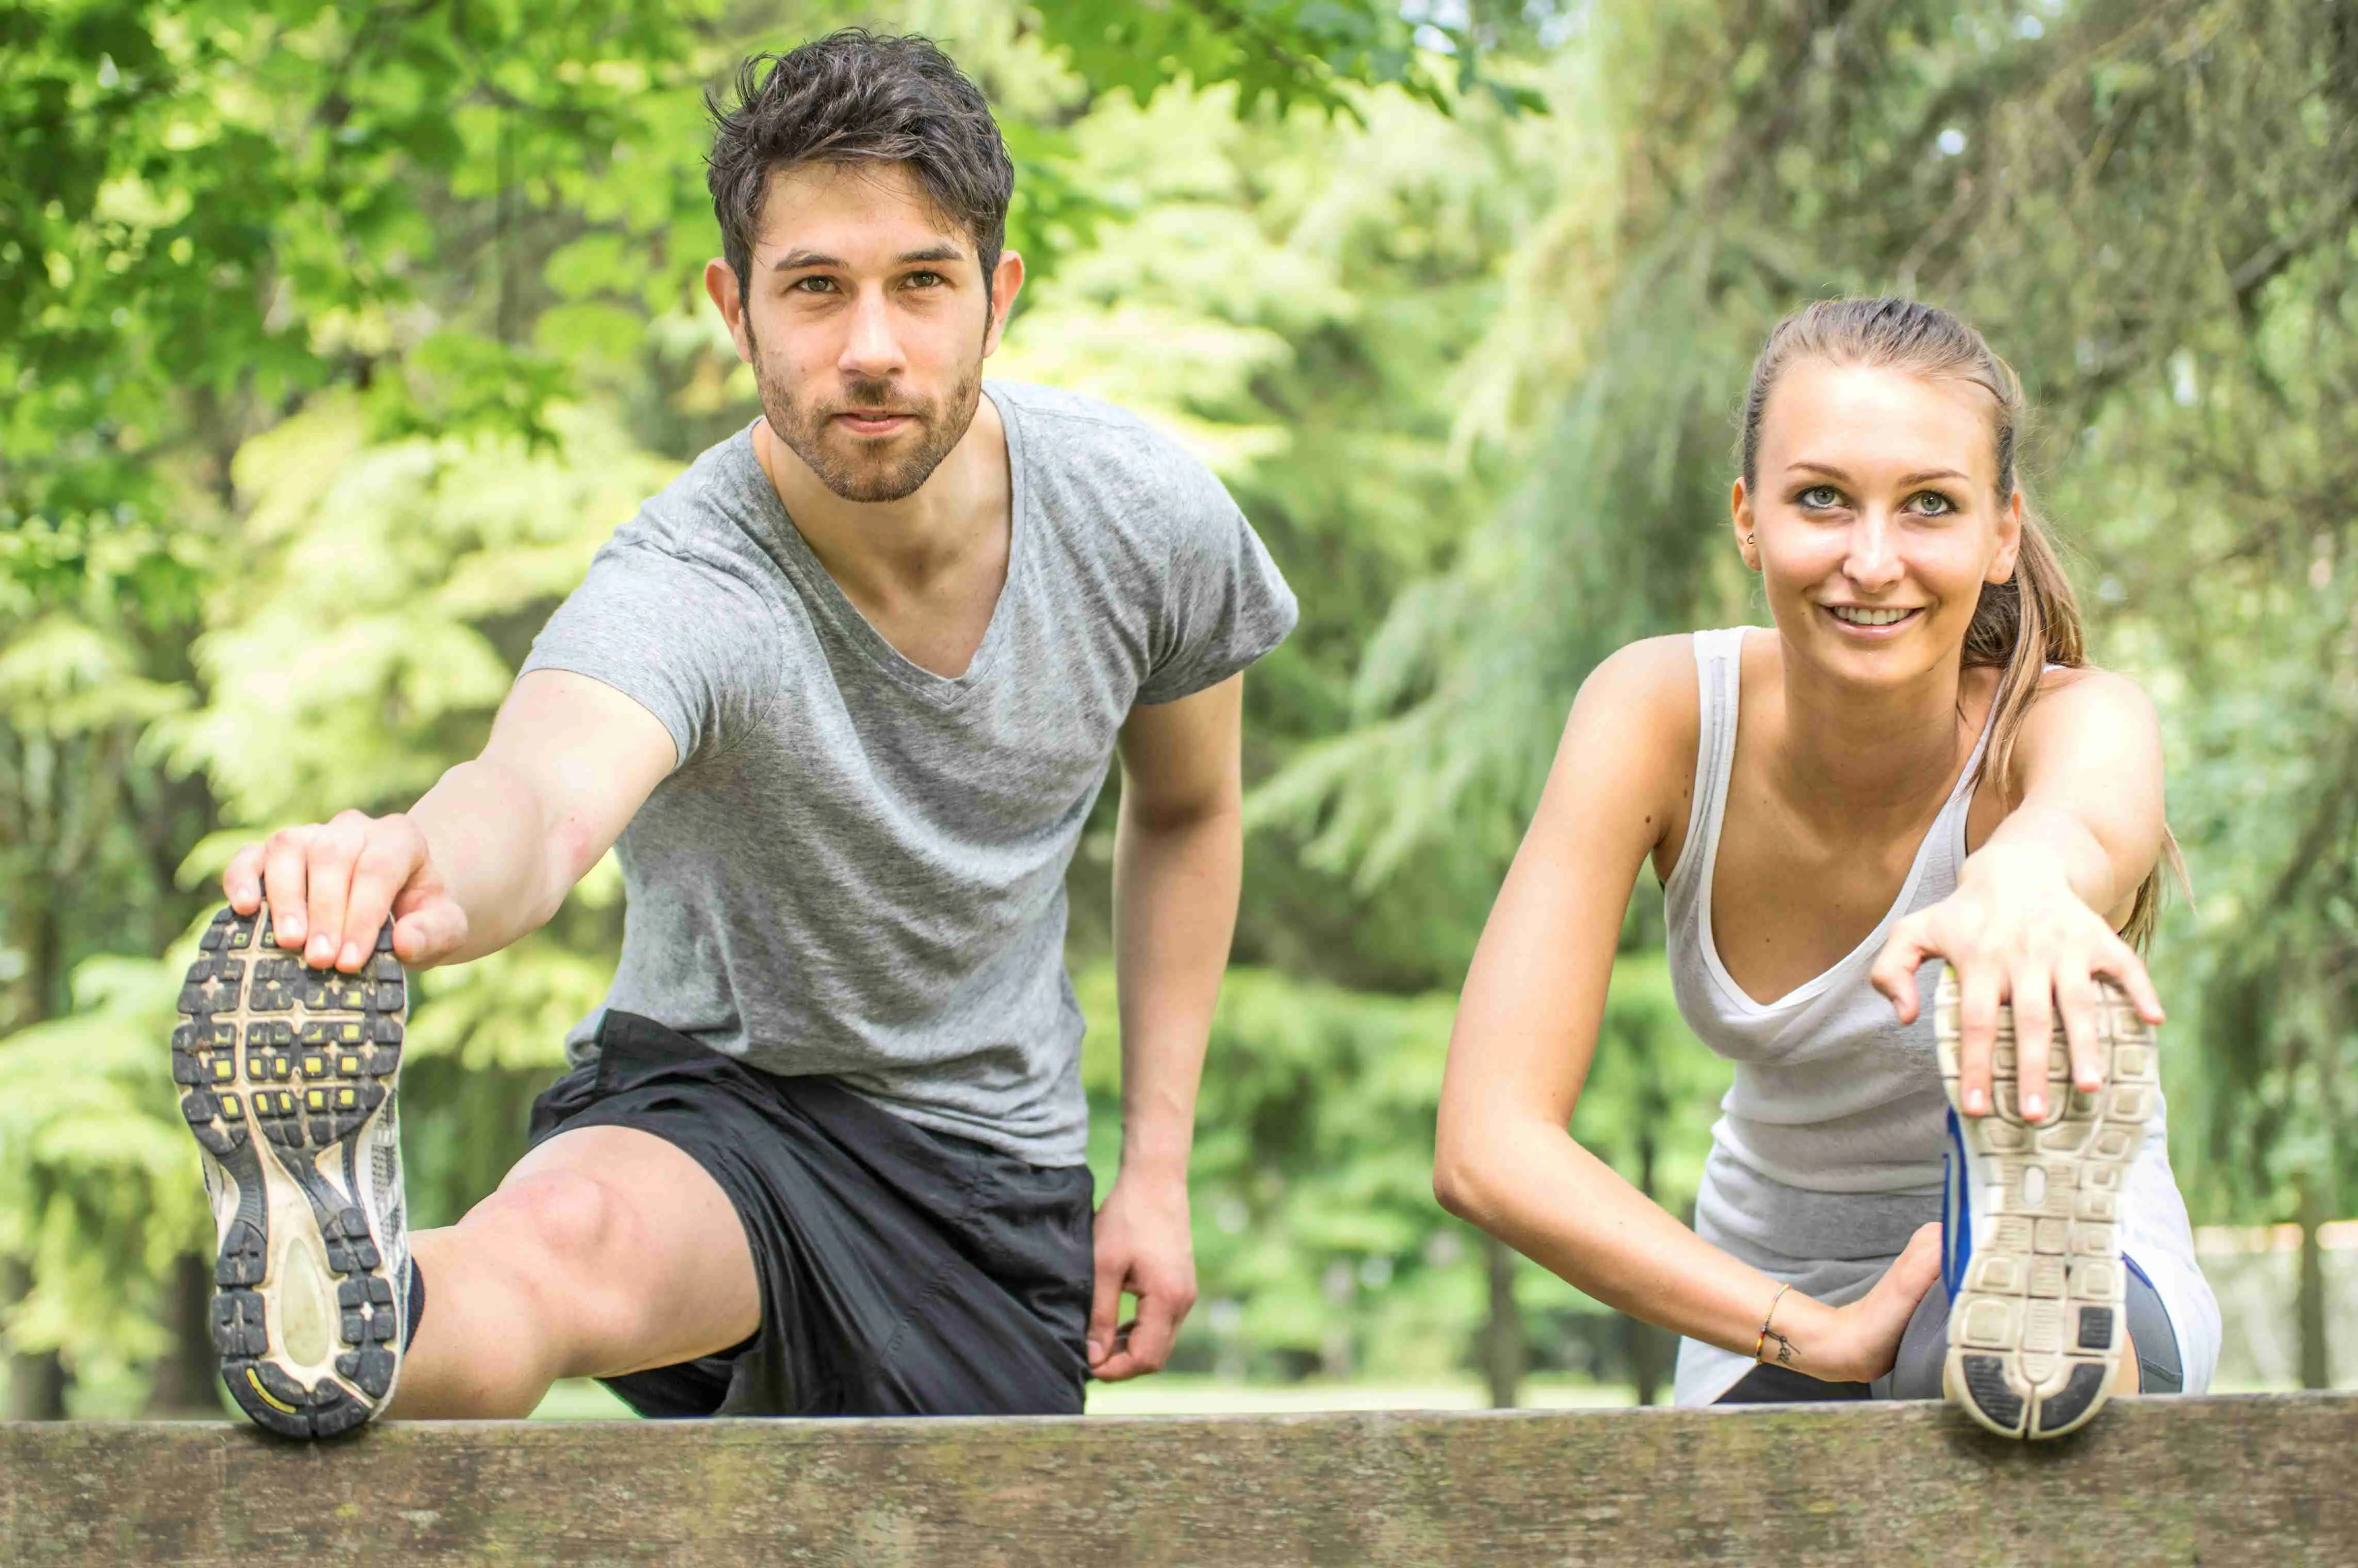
top-left (488, 1123), bottom-right (759, 1376)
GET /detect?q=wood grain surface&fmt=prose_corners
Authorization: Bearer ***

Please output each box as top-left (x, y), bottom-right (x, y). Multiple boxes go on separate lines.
top-left (3, 1393), bottom-right (2348, 1565)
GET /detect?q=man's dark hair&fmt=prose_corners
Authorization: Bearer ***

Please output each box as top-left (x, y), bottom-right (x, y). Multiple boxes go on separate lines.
top-left (707, 31), bottom-right (1016, 307)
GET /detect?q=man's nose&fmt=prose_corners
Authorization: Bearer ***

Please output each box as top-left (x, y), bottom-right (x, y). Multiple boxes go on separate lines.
top-left (838, 292), bottom-right (906, 379)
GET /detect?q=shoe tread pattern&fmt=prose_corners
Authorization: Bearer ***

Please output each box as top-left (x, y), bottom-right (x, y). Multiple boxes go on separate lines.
top-left (177, 906), bottom-right (404, 1438)
top-left (1937, 972), bottom-right (2155, 1440)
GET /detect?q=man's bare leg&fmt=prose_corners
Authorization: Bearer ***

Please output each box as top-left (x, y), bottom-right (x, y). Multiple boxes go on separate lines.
top-left (387, 1125), bottom-right (760, 1417)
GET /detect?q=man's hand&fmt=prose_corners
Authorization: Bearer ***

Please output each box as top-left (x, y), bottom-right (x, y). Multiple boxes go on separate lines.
top-left (1085, 1171), bottom-right (1197, 1381)
top-left (225, 811), bottom-right (471, 972)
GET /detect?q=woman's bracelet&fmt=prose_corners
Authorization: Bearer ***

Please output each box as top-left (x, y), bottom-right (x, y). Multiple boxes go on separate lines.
top-left (1753, 1281), bottom-right (1796, 1366)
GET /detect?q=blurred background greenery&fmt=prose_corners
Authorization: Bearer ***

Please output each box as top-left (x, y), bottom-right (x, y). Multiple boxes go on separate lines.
top-left (6, 0), bottom-right (2358, 1419)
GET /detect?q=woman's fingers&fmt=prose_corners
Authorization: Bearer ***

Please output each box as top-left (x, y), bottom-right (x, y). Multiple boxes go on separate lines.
top-left (2010, 963), bottom-right (2056, 1122)
top-left (1955, 962), bottom-right (2004, 1117)
top-left (2089, 939), bottom-right (2167, 1025)
top-left (2054, 964), bottom-right (2104, 1094)
top-left (1869, 918), bottom-right (1936, 1025)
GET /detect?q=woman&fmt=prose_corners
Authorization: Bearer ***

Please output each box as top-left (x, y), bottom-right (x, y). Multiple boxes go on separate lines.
top-left (1434, 298), bottom-right (2219, 1438)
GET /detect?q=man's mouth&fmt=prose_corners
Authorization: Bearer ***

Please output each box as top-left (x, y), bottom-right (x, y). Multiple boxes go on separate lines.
top-left (833, 409), bottom-right (917, 436)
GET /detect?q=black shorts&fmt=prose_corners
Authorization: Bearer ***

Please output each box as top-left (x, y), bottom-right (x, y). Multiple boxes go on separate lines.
top-left (525, 1010), bottom-right (1094, 1418)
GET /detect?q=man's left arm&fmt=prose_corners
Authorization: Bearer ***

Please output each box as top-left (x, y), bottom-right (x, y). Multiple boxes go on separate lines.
top-left (1086, 672), bottom-right (1244, 1380)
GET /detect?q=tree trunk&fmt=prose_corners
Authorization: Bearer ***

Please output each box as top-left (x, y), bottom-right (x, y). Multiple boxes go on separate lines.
top-left (3, 1257), bottom-right (68, 1422)
top-left (1482, 1234), bottom-right (1524, 1409)
top-left (2299, 1179), bottom-right (2332, 1391)
top-left (146, 1253), bottom-right (221, 1417)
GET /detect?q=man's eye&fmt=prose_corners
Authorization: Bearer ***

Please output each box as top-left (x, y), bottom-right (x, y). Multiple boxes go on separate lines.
top-left (905, 271), bottom-right (944, 288)
top-left (791, 276), bottom-right (836, 294)
top-left (1797, 485), bottom-right (1843, 510)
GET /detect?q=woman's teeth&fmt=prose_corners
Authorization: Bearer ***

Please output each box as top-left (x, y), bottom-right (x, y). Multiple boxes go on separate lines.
top-left (1828, 606), bottom-right (1914, 626)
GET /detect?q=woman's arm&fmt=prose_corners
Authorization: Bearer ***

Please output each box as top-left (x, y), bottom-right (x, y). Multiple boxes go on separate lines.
top-left (1871, 668), bottom-right (2170, 1122)
top-left (1436, 639), bottom-right (1937, 1384)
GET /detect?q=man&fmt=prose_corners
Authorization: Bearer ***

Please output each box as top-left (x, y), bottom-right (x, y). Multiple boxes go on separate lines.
top-left (176, 29), bottom-right (1296, 1436)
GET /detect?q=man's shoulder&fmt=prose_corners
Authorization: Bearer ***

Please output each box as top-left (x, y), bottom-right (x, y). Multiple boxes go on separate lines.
top-left (990, 381), bottom-right (1235, 536)
top-left (600, 427), bottom-right (775, 582)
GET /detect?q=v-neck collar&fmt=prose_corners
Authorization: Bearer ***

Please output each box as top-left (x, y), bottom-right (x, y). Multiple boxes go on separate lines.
top-left (743, 383), bottom-right (1027, 711)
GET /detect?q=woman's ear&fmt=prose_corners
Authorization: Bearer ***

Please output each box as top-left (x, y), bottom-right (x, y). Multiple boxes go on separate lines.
top-left (1732, 479), bottom-right (1760, 573)
top-left (1988, 487), bottom-right (2025, 583)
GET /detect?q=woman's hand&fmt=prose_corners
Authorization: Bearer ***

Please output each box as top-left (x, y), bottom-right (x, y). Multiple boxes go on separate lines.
top-left (1870, 842), bottom-right (2164, 1122)
top-left (1775, 1223), bottom-right (1944, 1384)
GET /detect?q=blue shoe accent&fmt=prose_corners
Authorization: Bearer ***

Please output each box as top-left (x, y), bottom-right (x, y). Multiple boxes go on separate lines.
top-left (1941, 1106), bottom-right (1973, 1301)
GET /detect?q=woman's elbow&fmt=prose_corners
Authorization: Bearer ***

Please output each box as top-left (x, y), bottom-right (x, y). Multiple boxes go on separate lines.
top-left (1432, 1122), bottom-right (1501, 1226)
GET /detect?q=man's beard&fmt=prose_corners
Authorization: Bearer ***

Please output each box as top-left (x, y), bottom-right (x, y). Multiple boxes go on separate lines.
top-left (750, 344), bottom-right (984, 505)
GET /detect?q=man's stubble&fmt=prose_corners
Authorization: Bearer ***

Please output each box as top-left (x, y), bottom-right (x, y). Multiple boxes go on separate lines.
top-left (744, 313), bottom-right (985, 505)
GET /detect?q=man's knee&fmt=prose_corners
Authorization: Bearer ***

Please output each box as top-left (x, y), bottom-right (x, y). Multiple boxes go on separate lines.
top-left (471, 1167), bottom-right (634, 1300)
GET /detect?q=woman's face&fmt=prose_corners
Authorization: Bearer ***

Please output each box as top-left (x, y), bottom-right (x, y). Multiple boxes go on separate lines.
top-left (1734, 358), bottom-right (2022, 689)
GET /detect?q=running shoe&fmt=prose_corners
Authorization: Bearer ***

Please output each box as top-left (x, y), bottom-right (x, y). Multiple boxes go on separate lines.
top-left (174, 905), bottom-right (408, 1437)
top-left (1935, 970), bottom-right (2158, 1439)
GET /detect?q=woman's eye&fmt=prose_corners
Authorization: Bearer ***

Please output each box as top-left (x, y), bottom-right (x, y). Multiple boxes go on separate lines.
top-left (1909, 491), bottom-right (1957, 516)
top-left (1797, 485), bottom-right (1842, 510)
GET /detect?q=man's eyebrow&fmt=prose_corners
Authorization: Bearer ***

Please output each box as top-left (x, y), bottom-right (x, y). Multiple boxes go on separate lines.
top-left (771, 250), bottom-right (843, 271)
top-left (898, 244), bottom-right (964, 264)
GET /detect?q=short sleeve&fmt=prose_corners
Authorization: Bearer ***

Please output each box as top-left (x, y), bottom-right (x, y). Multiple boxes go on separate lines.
top-left (520, 542), bottom-right (777, 770)
top-left (1133, 465), bottom-right (1300, 706)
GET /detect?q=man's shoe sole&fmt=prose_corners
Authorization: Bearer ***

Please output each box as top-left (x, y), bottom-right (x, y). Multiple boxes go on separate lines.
top-left (1935, 972), bottom-right (2157, 1439)
top-left (175, 906), bottom-right (406, 1437)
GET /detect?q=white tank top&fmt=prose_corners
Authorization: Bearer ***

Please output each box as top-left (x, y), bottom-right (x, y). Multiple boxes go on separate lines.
top-left (1661, 628), bottom-right (2217, 1403)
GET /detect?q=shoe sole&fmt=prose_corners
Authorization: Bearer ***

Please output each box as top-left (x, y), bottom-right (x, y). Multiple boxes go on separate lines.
top-left (1936, 971), bottom-right (2158, 1439)
top-left (174, 905), bottom-right (406, 1438)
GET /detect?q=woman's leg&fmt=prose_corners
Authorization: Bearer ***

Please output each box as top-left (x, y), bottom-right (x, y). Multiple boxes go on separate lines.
top-left (1885, 1258), bottom-right (2180, 1400)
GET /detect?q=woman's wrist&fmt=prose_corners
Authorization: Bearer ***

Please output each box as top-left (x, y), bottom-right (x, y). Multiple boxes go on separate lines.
top-left (1753, 1292), bottom-right (1846, 1379)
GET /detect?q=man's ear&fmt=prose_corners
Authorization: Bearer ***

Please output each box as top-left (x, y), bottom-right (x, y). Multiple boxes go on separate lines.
top-left (705, 258), bottom-right (753, 364)
top-left (981, 250), bottom-right (1026, 358)
top-left (1731, 478), bottom-right (1760, 573)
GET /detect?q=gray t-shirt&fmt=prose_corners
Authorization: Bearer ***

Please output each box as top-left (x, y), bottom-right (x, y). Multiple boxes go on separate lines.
top-left (520, 381), bottom-right (1297, 1165)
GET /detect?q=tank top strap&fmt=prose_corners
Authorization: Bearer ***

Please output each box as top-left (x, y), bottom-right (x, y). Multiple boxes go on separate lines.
top-left (1664, 628), bottom-right (1748, 915)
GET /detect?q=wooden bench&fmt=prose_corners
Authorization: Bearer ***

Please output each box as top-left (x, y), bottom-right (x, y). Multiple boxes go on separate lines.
top-left (5, 1393), bottom-right (2351, 1564)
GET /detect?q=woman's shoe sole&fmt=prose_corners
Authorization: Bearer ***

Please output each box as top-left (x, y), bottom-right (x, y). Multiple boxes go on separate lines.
top-left (1935, 972), bottom-right (2157, 1439)
top-left (175, 906), bottom-right (408, 1438)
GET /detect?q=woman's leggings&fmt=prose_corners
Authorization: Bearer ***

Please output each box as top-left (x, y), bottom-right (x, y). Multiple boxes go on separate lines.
top-left (1717, 1255), bottom-right (2183, 1404)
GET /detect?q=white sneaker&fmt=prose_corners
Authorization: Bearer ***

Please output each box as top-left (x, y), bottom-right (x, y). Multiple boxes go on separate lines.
top-left (175, 905), bottom-right (409, 1438)
top-left (1936, 970), bottom-right (2158, 1438)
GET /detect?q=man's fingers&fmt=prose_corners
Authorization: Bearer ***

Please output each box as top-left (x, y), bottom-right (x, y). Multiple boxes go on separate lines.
top-left (1086, 1253), bottom-right (1126, 1368)
top-left (388, 903), bottom-right (466, 968)
top-left (2011, 966), bottom-right (2055, 1123)
top-left (223, 842), bottom-right (268, 914)
top-left (260, 829), bottom-right (314, 947)
top-left (342, 820), bottom-right (424, 971)
top-left (302, 812), bottom-right (368, 968)
top-left (1118, 1285), bottom-right (1187, 1378)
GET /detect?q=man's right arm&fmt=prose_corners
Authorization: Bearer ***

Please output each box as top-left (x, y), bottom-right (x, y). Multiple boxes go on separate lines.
top-left (224, 670), bottom-right (678, 972)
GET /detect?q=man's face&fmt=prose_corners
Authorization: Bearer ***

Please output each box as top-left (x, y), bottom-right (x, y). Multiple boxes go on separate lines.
top-left (707, 160), bottom-right (1019, 504)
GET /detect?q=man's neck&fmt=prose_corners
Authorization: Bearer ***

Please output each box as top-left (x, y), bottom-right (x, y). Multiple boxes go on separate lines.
top-left (754, 390), bottom-right (1010, 601)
